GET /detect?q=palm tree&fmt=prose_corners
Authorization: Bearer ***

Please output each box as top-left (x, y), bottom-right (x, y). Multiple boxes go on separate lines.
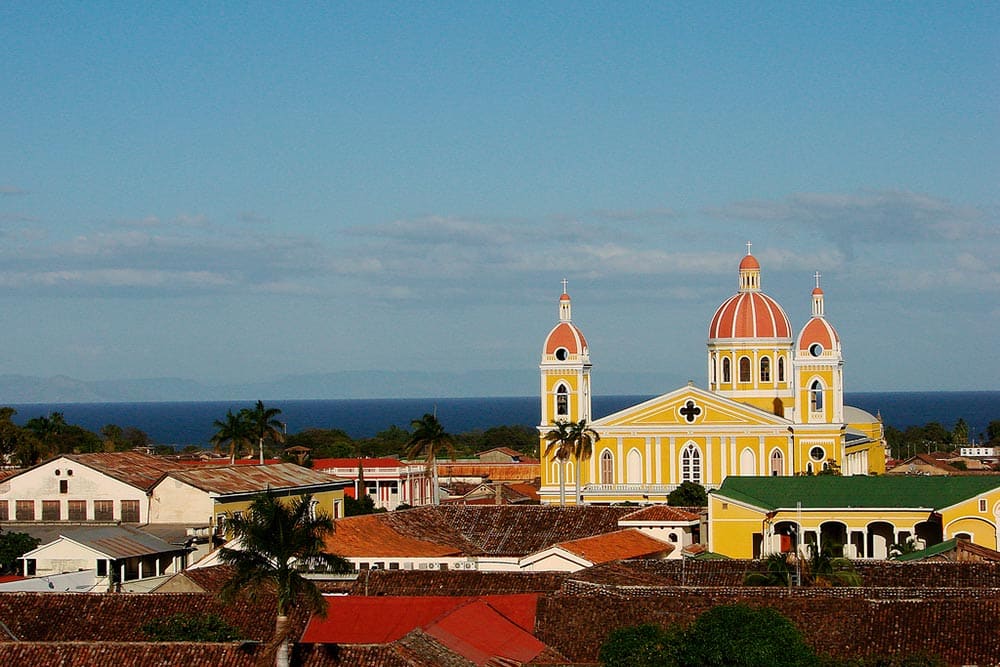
top-left (544, 420), bottom-right (574, 507)
top-left (241, 400), bottom-right (285, 464)
top-left (406, 413), bottom-right (456, 506)
top-left (568, 419), bottom-right (600, 506)
top-left (219, 493), bottom-right (350, 667)
top-left (211, 409), bottom-right (252, 464)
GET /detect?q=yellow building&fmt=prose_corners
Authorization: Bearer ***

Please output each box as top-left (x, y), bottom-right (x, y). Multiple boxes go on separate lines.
top-left (708, 475), bottom-right (1000, 558)
top-left (538, 247), bottom-right (886, 506)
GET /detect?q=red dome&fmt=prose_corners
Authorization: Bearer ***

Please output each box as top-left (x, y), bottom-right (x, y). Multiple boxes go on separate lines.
top-left (709, 292), bottom-right (791, 339)
top-left (812, 286), bottom-right (824, 296)
top-left (560, 292), bottom-right (571, 301)
top-left (739, 254), bottom-right (760, 270)
top-left (544, 321), bottom-right (588, 356)
top-left (797, 317), bottom-right (840, 353)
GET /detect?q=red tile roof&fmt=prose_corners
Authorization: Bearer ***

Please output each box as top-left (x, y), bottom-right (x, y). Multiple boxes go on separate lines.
top-left (328, 513), bottom-right (465, 558)
top-left (329, 506), bottom-right (640, 559)
top-left (620, 505), bottom-right (701, 522)
top-left (554, 529), bottom-right (674, 564)
top-left (0, 591), bottom-right (306, 643)
top-left (0, 643), bottom-right (264, 666)
top-left (348, 570), bottom-right (566, 597)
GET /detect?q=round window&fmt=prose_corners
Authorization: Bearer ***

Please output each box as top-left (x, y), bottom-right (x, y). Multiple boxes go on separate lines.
top-left (555, 348), bottom-right (568, 361)
top-left (809, 343), bottom-right (824, 357)
top-left (809, 446), bottom-right (825, 461)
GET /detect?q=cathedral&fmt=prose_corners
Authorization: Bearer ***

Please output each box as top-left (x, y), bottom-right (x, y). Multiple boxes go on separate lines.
top-left (538, 246), bottom-right (886, 506)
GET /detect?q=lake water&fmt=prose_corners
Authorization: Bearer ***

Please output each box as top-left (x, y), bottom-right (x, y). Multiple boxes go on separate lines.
top-left (7, 391), bottom-right (999, 447)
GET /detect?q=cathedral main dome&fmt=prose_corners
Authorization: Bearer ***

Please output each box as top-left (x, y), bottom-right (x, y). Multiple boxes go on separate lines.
top-left (708, 250), bottom-right (791, 340)
top-left (709, 291), bottom-right (791, 339)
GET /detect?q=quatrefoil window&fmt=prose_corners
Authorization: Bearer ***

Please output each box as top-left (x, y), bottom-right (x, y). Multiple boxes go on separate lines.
top-left (679, 400), bottom-right (702, 423)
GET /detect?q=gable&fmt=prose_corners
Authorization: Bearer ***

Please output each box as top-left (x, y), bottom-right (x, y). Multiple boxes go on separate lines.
top-left (593, 385), bottom-right (789, 430)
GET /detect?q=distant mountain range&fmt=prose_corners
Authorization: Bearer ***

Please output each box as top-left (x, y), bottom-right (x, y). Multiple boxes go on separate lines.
top-left (0, 370), bottom-right (684, 403)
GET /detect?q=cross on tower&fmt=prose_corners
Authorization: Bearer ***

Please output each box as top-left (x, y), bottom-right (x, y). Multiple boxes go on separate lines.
top-left (814, 271), bottom-right (822, 289)
top-left (746, 240), bottom-right (752, 255)
top-left (561, 278), bottom-right (569, 294)
top-left (679, 400), bottom-right (702, 424)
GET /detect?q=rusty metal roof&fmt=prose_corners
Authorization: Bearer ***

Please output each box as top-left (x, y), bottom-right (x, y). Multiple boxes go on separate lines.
top-left (44, 526), bottom-right (184, 559)
top-left (63, 452), bottom-right (189, 491)
top-left (163, 462), bottom-right (348, 496)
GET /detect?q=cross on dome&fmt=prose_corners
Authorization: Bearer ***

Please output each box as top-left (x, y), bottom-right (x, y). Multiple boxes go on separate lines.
top-left (561, 278), bottom-right (569, 294)
top-left (746, 240), bottom-right (752, 255)
top-left (814, 271), bottom-right (822, 289)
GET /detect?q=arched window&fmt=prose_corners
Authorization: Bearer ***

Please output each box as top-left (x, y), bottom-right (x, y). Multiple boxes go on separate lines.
top-left (760, 357), bottom-right (771, 382)
top-left (777, 356), bottom-right (785, 382)
top-left (600, 450), bottom-right (614, 484)
top-left (722, 358), bottom-right (731, 383)
top-left (739, 448), bottom-right (756, 476)
top-left (680, 443), bottom-right (702, 484)
top-left (770, 449), bottom-right (783, 476)
top-left (626, 449), bottom-right (642, 483)
top-left (739, 356), bottom-right (751, 383)
top-left (565, 461), bottom-right (575, 483)
top-left (555, 384), bottom-right (569, 417)
top-left (810, 380), bottom-right (824, 411)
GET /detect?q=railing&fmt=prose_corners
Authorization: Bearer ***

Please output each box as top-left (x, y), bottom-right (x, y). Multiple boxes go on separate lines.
top-left (582, 482), bottom-right (719, 495)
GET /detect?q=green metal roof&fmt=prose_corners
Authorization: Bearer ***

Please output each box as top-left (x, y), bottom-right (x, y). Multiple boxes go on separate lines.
top-left (892, 538), bottom-right (958, 562)
top-left (713, 475), bottom-right (1000, 511)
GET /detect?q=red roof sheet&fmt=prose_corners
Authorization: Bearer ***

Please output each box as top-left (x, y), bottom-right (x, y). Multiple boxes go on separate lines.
top-left (302, 594), bottom-right (539, 645)
top-left (423, 597), bottom-right (547, 665)
top-left (313, 457), bottom-right (406, 469)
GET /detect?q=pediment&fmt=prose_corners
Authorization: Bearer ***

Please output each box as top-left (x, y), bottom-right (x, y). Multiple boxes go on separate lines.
top-left (592, 385), bottom-right (789, 429)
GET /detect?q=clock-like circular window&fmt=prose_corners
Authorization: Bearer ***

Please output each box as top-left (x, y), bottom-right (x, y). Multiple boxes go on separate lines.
top-left (809, 343), bottom-right (824, 357)
top-left (555, 348), bottom-right (568, 361)
top-left (809, 446), bottom-right (825, 461)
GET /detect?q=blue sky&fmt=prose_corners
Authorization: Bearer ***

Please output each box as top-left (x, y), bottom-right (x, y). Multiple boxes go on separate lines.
top-left (1, 3), bottom-right (997, 394)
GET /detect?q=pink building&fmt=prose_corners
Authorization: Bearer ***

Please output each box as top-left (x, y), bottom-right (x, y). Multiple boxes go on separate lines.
top-left (311, 458), bottom-right (434, 509)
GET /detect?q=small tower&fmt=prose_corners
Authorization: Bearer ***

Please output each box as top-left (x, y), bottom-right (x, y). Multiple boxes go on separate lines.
top-left (793, 272), bottom-right (844, 424)
top-left (539, 280), bottom-right (592, 426)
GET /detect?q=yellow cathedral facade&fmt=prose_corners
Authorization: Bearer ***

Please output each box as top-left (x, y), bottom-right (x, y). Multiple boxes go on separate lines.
top-left (538, 246), bottom-right (886, 506)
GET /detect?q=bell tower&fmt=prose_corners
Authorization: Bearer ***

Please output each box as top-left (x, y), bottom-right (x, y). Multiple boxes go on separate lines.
top-left (794, 272), bottom-right (844, 424)
top-left (539, 280), bottom-right (592, 426)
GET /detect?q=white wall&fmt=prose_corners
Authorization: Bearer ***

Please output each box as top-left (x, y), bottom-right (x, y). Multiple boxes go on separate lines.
top-left (0, 457), bottom-right (149, 523)
top-left (148, 477), bottom-right (215, 524)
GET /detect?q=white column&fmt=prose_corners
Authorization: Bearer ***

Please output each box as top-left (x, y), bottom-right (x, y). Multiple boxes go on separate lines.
top-left (668, 437), bottom-right (677, 484)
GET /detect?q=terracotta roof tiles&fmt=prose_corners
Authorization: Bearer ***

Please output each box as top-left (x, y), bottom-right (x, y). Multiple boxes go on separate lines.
top-left (348, 570), bottom-right (566, 597)
top-left (554, 529), bottom-right (674, 564)
top-left (620, 505), bottom-right (701, 522)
